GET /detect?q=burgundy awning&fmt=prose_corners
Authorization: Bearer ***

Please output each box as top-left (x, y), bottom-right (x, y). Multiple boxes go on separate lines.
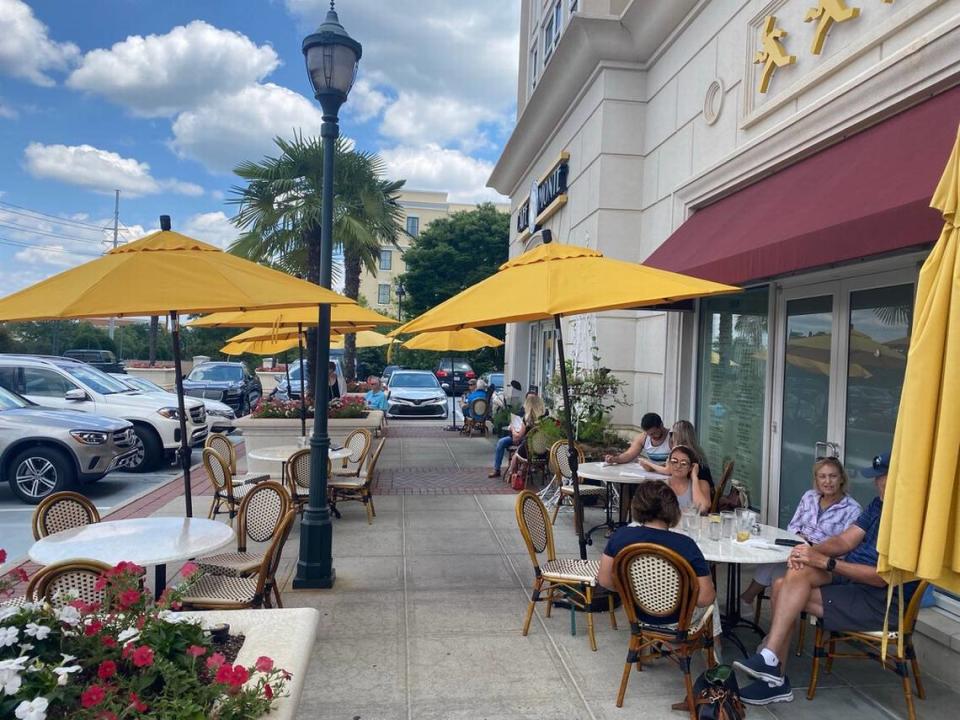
top-left (646, 85), bottom-right (960, 285)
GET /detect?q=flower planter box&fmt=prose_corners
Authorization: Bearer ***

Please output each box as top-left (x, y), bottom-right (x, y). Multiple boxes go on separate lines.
top-left (176, 607), bottom-right (319, 720)
top-left (256, 370), bottom-right (281, 394)
top-left (235, 413), bottom-right (385, 479)
top-left (125, 366), bottom-right (181, 390)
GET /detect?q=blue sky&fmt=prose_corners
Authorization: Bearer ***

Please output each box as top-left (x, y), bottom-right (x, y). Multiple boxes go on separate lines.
top-left (0, 0), bottom-right (518, 294)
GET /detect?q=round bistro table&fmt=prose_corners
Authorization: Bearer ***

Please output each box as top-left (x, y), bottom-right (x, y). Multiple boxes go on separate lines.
top-left (577, 461), bottom-right (670, 544)
top-left (247, 445), bottom-right (353, 482)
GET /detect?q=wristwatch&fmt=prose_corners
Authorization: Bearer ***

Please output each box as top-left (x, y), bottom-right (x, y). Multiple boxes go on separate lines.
top-left (826, 557), bottom-right (837, 573)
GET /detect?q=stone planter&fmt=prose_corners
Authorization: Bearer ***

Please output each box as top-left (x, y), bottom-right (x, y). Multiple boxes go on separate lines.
top-left (235, 412), bottom-right (385, 478)
top-left (125, 366), bottom-right (182, 390)
top-left (176, 607), bottom-right (318, 720)
top-left (256, 370), bottom-right (281, 395)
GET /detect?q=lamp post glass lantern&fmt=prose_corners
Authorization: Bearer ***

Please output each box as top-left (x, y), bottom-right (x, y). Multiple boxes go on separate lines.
top-left (294, 0), bottom-right (362, 590)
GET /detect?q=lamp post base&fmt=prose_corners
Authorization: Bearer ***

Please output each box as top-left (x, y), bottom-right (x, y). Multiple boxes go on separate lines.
top-left (292, 503), bottom-right (336, 589)
top-left (292, 567), bottom-right (336, 589)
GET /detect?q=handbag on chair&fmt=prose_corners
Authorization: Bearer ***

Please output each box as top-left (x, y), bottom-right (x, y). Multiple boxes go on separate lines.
top-left (510, 469), bottom-right (525, 491)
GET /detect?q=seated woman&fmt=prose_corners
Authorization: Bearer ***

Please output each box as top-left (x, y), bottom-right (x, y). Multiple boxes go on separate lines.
top-left (637, 420), bottom-right (714, 487)
top-left (740, 456), bottom-right (861, 605)
top-left (461, 378), bottom-right (486, 419)
top-left (604, 412), bottom-right (672, 465)
top-left (656, 445), bottom-right (713, 514)
top-left (488, 391), bottom-right (544, 478)
top-left (598, 481), bottom-right (716, 625)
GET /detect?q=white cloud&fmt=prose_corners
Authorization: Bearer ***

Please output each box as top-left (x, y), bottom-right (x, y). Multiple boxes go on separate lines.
top-left (380, 144), bottom-right (506, 203)
top-left (14, 245), bottom-right (78, 268)
top-left (0, 100), bottom-right (15, 119)
top-left (181, 211), bottom-right (237, 249)
top-left (346, 77), bottom-right (389, 123)
top-left (170, 83), bottom-right (323, 173)
top-left (0, 0), bottom-right (79, 86)
top-left (23, 142), bottom-right (204, 197)
top-left (380, 91), bottom-right (499, 149)
top-left (67, 20), bottom-right (280, 117)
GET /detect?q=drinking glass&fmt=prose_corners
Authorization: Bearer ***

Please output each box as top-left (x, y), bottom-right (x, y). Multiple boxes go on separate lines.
top-left (735, 512), bottom-right (752, 542)
top-left (720, 511), bottom-right (735, 540)
top-left (708, 514), bottom-right (722, 541)
top-left (681, 506), bottom-right (698, 534)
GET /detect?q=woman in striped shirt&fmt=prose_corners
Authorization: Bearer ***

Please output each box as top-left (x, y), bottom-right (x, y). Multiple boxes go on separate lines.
top-left (740, 457), bottom-right (862, 606)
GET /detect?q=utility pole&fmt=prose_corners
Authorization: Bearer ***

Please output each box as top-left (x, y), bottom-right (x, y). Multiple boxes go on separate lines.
top-left (108, 189), bottom-right (120, 340)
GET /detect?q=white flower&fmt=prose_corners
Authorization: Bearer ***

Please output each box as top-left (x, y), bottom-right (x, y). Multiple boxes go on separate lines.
top-left (0, 606), bottom-right (19, 623)
top-left (24, 624), bottom-right (50, 640)
top-left (52, 665), bottom-right (81, 686)
top-left (18, 643), bottom-right (34, 653)
top-left (54, 606), bottom-right (80, 626)
top-left (59, 654), bottom-right (76, 665)
top-left (15, 697), bottom-right (48, 720)
top-left (0, 626), bottom-right (18, 647)
top-left (0, 658), bottom-right (28, 696)
top-left (117, 627), bottom-right (139, 644)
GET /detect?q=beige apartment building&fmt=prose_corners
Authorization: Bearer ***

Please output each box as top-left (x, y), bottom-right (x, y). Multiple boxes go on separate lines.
top-left (490, 0), bottom-right (960, 662)
top-left (357, 190), bottom-right (509, 319)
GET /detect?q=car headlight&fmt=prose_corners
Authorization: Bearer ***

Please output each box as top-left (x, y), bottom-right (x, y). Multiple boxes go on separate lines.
top-left (157, 407), bottom-right (180, 419)
top-left (70, 430), bottom-right (108, 445)
top-left (427, 397), bottom-right (446, 404)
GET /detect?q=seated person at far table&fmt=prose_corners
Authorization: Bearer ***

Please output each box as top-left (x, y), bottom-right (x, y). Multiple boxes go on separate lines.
top-left (733, 452), bottom-right (919, 707)
top-left (604, 412), bottom-right (672, 465)
top-left (658, 445), bottom-right (713, 514)
top-left (461, 378), bottom-right (486, 419)
top-left (636, 420), bottom-right (714, 486)
top-left (363, 376), bottom-right (388, 411)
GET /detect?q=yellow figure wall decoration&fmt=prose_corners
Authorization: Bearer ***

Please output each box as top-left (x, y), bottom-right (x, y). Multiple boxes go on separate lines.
top-left (805, 0), bottom-right (861, 55)
top-left (754, 16), bottom-right (797, 94)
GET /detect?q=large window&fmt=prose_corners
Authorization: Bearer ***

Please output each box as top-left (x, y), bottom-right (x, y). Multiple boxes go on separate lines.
top-left (406, 216), bottom-right (419, 237)
top-left (377, 284), bottom-right (390, 305)
top-left (379, 249), bottom-right (392, 271)
top-left (697, 288), bottom-right (769, 508)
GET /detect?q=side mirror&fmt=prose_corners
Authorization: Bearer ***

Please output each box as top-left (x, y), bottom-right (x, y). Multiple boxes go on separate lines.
top-left (65, 389), bottom-right (87, 401)
top-left (441, 383), bottom-right (450, 391)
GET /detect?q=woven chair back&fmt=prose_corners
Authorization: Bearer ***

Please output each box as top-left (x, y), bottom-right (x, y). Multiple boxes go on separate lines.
top-left (205, 433), bottom-right (237, 475)
top-left (526, 427), bottom-right (551, 457)
top-left (548, 440), bottom-right (584, 484)
top-left (342, 428), bottom-right (372, 465)
top-left (287, 449), bottom-right (312, 492)
top-left (238, 481), bottom-right (291, 548)
top-left (710, 461), bottom-right (736, 513)
top-left (470, 397), bottom-right (488, 420)
top-left (203, 448), bottom-right (233, 495)
top-left (613, 543), bottom-right (700, 630)
top-left (901, 580), bottom-right (930, 632)
top-left (27, 560), bottom-right (112, 607)
top-left (32, 491), bottom-right (101, 540)
top-left (515, 491), bottom-right (556, 569)
top-left (256, 509), bottom-right (297, 597)
top-left (365, 438), bottom-right (386, 486)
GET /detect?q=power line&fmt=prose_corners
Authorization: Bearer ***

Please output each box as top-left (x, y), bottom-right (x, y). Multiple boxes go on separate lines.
top-left (0, 200), bottom-right (111, 232)
top-left (0, 221), bottom-right (105, 245)
top-left (0, 235), bottom-right (102, 258)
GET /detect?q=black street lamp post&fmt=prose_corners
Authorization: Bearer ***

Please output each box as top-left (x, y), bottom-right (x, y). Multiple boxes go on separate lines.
top-left (395, 282), bottom-right (405, 321)
top-left (293, 0), bottom-right (361, 589)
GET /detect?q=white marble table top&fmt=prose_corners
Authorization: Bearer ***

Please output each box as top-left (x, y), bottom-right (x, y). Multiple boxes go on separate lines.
top-left (684, 522), bottom-right (801, 564)
top-left (577, 461), bottom-right (670, 485)
top-left (247, 445), bottom-right (353, 463)
top-left (29, 517), bottom-right (235, 568)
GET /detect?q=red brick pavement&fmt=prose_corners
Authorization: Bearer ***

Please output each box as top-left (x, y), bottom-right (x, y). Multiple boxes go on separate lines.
top-left (374, 466), bottom-right (514, 495)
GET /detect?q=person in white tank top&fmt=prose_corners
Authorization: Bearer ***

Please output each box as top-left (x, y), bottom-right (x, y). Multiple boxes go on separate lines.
top-left (604, 412), bottom-right (672, 465)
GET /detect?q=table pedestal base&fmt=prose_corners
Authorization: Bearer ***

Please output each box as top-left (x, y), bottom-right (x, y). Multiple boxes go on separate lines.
top-left (719, 563), bottom-right (766, 657)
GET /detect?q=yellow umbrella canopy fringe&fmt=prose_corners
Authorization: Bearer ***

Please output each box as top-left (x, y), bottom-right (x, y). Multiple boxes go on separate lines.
top-left (189, 304), bottom-right (396, 329)
top-left (227, 325), bottom-right (375, 343)
top-left (221, 338), bottom-right (301, 356)
top-left (878, 125), bottom-right (960, 595)
top-left (402, 328), bottom-right (504, 351)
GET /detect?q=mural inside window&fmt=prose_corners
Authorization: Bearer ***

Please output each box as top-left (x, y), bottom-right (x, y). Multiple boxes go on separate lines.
top-left (697, 289), bottom-right (769, 508)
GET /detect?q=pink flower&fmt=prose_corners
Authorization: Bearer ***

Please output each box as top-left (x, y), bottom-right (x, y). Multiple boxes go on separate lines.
top-left (255, 656), bottom-right (274, 673)
top-left (186, 644), bottom-right (206, 658)
top-left (94, 575), bottom-right (108, 592)
top-left (128, 691), bottom-right (148, 713)
top-left (102, 635), bottom-right (117, 649)
top-left (206, 652), bottom-right (226, 671)
top-left (0, 548), bottom-right (6, 563)
top-left (84, 620), bottom-right (103, 637)
top-left (230, 665), bottom-right (250, 687)
top-left (131, 645), bottom-right (154, 668)
top-left (13, 568), bottom-right (28, 583)
top-left (118, 589), bottom-right (141, 610)
top-left (95, 712), bottom-right (118, 720)
top-left (97, 660), bottom-right (117, 680)
top-left (81, 685), bottom-right (106, 709)
top-left (215, 663), bottom-right (234, 684)
top-left (181, 562), bottom-right (199, 578)
top-left (264, 683), bottom-right (274, 699)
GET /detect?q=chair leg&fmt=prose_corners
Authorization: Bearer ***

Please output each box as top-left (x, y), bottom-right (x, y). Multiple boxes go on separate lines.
top-left (681, 653), bottom-right (697, 720)
top-left (616, 637), bottom-right (639, 707)
top-left (208, 494), bottom-right (220, 520)
top-left (272, 580), bottom-right (283, 608)
top-left (796, 611), bottom-right (807, 657)
top-left (754, 594), bottom-right (763, 625)
top-left (608, 594), bottom-right (618, 630)
top-left (585, 586), bottom-right (597, 652)
top-left (363, 497), bottom-right (373, 525)
top-left (907, 640), bottom-right (925, 699)
top-left (522, 578), bottom-right (542, 636)
top-left (807, 625), bottom-right (825, 700)
top-left (550, 498), bottom-right (562, 525)
top-left (826, 637), bottom-right (836, 673)
top-left (705, 618), bottom-right (717, 668)
top-left (544, 587), bottom-right (555, 618)
top-left (368, 494), bottom-right (376, 518)
top-left (899, 660), bottom-right (918, 720)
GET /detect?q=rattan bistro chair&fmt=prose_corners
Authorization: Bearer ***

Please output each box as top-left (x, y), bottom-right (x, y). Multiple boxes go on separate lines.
top-left (286, 449), bottom-right (332, 515)
top-left (515, 491), bottom-right (616, 652)
top-left (808, 581), bottom-right (929, 720)
top-left (196, 482), bottom-right (291, 605)
top-left (26, 559), bottom-right (112, 607)
top-left (611, 543), bottom-right (716, 719)
top-left (32, 491), bottom-right (100, 540)
top-left (547, 441), bottom-right (607, 524)
top-left (328, 438), bottom-right (385, 524)
top-left (180, 509), bottom-right (297, 610)
top-left (205, 433), bottom-right (269, 486)
top-left (461, 396), bottom-right (490, 436)
top-left (331, 428), bottom-right (372, 479)
top-left (708, 461), bottom-right (735, 514)
top-left (204, 448), bottom-right (252, 524)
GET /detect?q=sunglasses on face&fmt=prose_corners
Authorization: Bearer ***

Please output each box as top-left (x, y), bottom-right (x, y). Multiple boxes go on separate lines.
top-left (669, 458), bottom-right (690, 467)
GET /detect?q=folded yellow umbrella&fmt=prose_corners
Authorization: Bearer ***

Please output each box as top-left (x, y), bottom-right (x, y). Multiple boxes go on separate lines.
top-left (227, 325), bottom-right (374, 343)
top-left (221, 337), bottom-right (300, 355)
top-left (878, 126), bottom-right (960, 595)
top-left (331, 330), bottom-right (392, 349)
top-left (402, 328), bottom-right (503, 351)
top-left (189, 304), bottom-right (396, 329)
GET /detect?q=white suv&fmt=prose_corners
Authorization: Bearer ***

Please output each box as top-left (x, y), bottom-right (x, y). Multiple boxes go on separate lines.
top-left (0, 355), bottom-right (208, 472)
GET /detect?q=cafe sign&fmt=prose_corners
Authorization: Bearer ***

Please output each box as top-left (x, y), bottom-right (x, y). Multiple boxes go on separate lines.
top-left (516, 152), bottom-right (569, 242)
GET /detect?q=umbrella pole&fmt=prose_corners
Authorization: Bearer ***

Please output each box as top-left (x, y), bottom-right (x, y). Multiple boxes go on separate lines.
top-left (169, 311), bottom-right (193, 518)
top-left (447, 356), bottom-right (459, 432)
top-left (297, 322), bottom-right (307, 437)
top-left (554, 314), bottom-right (587, 560)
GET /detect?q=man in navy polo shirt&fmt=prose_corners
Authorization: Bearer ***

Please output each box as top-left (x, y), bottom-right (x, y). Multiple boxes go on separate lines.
top-left (733, 452), bottom-right (919, 705)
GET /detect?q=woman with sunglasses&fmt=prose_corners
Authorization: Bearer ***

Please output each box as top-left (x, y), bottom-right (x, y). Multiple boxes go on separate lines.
top-left (636, 420), bottom-right (714, 486)
top-left (664, 445), bottom-right (712, 514)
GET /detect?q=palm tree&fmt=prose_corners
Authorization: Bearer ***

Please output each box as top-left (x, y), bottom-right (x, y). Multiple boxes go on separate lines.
top-left (229, 133), bottom-right (405, 386)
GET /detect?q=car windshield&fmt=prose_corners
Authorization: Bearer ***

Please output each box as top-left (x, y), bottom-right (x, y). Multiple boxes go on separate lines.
top-left (390, 373), bottom-right (440, 389)
top-left (288, 364), bottom-right (305, 382)
top-left (189, 365), bottom-right (243, 382)
top-left (62, 364), bottom-right (132, 394)
top-left (438, 360), bottom-right (472, 372)
top-left (490, 373), bottom-right (504, 388)
top-left (124, 376), bottom-right (164, 393)
top-left (0, 385), bottom-right (29, 410)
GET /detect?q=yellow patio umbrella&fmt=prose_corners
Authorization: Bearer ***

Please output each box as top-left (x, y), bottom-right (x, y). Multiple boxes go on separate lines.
top-left (330, 330), bottom-right (392, 349)
top-left (393, 238), bottom-right (738, 557)
top-left (401, 328), bottom-right (504, 351)
top-left (0, 221), bottom-right (354, 516)
top-left (221, 337), bottom-right (300, 356)
top-left (878, 127), bottom-right (960, 599)
top-left (188, 305), bottom-right (397, 328)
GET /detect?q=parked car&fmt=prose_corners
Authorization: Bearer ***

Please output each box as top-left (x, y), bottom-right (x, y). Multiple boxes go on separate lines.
top-left (0, 384), bottom-right (136, 503)
top-left (271, 359), bottom-right (346, 401)
top-left (385, 370), bottom-right (448, 419)
top-left (112, 373), bottom-right (236, 434)
top-left (0, 355), bottom-right (207, 473)
top-left (434, 358), bottom-right (476, 396)
top-left (183, 361), bottom-right (261, 415)
top-left (63, 349), bottom-right (125, 373)
top-left (380, 365), bottom-right (404, 389)
top-left (481, 371), bottom-right (506, 411)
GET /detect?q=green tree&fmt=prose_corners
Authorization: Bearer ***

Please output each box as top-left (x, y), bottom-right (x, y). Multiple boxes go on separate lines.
top-left (229, 133), bottom-right (405, 388)
top-left (398, 203), bottom-right (510, 372)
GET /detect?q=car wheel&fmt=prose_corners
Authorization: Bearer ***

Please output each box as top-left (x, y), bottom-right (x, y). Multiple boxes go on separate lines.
top-left (124, 425), bottom-right (163, 473)
top-left (9, 446), bottom-right (74, 504)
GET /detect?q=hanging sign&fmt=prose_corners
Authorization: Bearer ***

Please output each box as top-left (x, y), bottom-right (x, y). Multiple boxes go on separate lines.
top-left (516, 152), bottom-right (569, 241)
